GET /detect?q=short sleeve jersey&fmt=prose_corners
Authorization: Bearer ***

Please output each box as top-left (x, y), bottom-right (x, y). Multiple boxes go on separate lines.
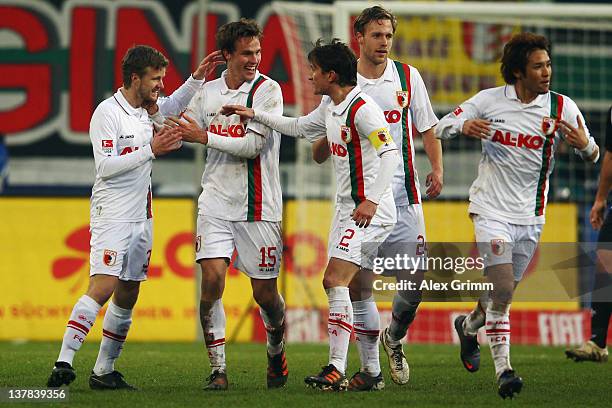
top-left (297, 86), bottom-right (398, 224)
top-left (188, 70), bottom-right (283, 222)
top-left (442, 85), bottom-right (593, 225)
top-left (357, 59), bottom-right (438, 206)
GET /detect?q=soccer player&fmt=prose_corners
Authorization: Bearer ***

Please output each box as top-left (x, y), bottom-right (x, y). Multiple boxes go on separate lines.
top-left (168, 19), bottom-right (287, 391)
top-left (436, 33), bottom-right (599, 398)
top-left (223, 39), bottom-right (400, 391)
top-left (349, 5), bottom-right (442, 388)
top-left (46, 45), bottom-right (223, 390)
top-left (566, 106), bottom-right (612, 363)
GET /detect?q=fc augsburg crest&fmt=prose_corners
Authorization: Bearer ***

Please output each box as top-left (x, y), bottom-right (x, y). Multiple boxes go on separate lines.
top-left (396, 90), bottom-right (409, 108)
top-left (541, 117), bottom-right (557, 136)
top-left (340, 125), bottom-right (352, 143)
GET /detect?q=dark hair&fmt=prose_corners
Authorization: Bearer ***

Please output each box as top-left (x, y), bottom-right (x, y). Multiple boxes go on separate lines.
top-left (121, 45), bottom-right (168, 88)
top-left (500, 32), bottom-right (551, 84)
top-left (307, 38), bottom-right (357, 87)
top-left (216, 18), bottom-right (263, 54)
top-left (353, 5), bottom-right (397, 35)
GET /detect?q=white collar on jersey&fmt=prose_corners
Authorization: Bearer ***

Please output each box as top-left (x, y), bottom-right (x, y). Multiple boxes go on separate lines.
top-left (330, 85), bottom-right (362, 116)
top-left (504, 84), bottom-right (548, 108)
top-left (219, 69), bottom-right (261, 94)
top-left (356, 58), bottom-right (395, 84)
top-left (113, 88), bottom-right (143, 116)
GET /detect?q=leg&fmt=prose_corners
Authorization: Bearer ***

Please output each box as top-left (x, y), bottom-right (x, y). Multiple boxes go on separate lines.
top-left (348, 269), bottom-right (383, 390)
top-left (252, 278), bottom-right (288, 388)
top-left (304, 257), bottom-right (360, 391)
top-left (566, 247), bottom-right (612, 362)
top-left (91, 280), bottom-right (140, 379)
top-left (47, 275), bottom-right (115, 387)
top-left (199, 257), bottom-right (228, 390)
top-left (380, 269), bottom-right (424, 385)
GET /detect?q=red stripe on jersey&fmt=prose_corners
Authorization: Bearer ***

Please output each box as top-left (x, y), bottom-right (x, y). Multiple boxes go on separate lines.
top-left (347, 98), bottom-right (367, 205)
top-left (253, 156), bottom-right (262, 220)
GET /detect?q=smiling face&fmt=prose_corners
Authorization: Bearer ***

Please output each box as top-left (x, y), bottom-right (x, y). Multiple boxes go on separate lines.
top-left (224, 36), bottom-right (261, 88)
top-left (515, 49), bottom-right (552, 95)
top-left (133, 66), bottom-right (166, 105)
top-left (357, 18), bottom-right (394, 66)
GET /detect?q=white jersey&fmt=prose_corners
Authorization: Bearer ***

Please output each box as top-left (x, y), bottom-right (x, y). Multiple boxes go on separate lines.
top-left (296, 86), bottom-right (398, 224)
top-left (90, 76), bottom-right (203, 222)
top-left (358, 59), bottom-right (438, 206)
top-left (188, 70), bottom-right (283, 222)
top-left (436, 84), bottom-right (593, 225)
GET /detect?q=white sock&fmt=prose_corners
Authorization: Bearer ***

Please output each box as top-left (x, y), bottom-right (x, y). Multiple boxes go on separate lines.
top-left (352, 296), bottom-right (381, 376)
top-left (93, 301), bottom-right (132, 375)
top-left (485, 304), bottom-right (512, 378)
top-left (259, 295), bottom-right (286, 356)
top-left (327, 287), bottom-right (353, 374)
top-left (202, 299), bottom-right (226, 373)
top-left (57, 295), bottom-right (101, 365)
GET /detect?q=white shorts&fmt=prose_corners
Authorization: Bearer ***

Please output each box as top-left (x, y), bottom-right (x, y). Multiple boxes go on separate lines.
top-left (89, 220), bottom-right (153, 281)
top-left (196, 215), bottom-right (282, 279)
top-left (328, 210), bottom-right (394, 270)
top-left (377, 205), bottom-right (428, 274)
top-left (472, 214), bottom-right (542, 281)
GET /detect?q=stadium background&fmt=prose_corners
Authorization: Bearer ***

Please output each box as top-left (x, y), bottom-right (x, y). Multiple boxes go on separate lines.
top-left (1, 0), bottom-right (611, 348)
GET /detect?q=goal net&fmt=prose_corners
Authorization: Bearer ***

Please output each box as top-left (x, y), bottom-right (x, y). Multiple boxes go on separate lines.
top-left (271, 1), bottom-right (612, 344)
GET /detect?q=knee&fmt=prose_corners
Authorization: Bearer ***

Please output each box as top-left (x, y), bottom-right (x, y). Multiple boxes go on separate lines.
top-left (323, 275), bottom-right (341, 290)
top-left (253, 287), bottom-right (277, 310)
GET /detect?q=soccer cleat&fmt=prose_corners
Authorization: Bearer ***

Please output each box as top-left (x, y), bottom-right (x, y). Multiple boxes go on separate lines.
top-left (203, 370), bottom-right (228, 391)
top-left (379, 327), bottom-right (410, 384)
top-left (347, 371), bottom-right (385, 392)
top-left (454, 315), bottom-right (480, 372)
top-left (304, 364), bottom-right (348, 391)
top-left (565, 341), bottom-right (609, 363)
top-left (89, 370), bottom-right (136, 390)
top-left (46, 362), bottom-right (76, 388)
top-left (497, 370), bottom-right (523, 399)
top-left (267, 348), bottom-right (288, 388)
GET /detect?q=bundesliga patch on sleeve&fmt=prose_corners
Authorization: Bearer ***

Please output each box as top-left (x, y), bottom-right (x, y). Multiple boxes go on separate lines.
top-left (453, 106), bottom-right (463, 116)
top-left (102, 140), bottom-right (113, 154)
top-left (368, 127), bottom-right (392, 150)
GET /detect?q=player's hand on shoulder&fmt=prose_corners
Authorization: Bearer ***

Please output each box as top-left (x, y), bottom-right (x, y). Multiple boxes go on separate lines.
top-left (351, 200), bottom-right (378, 228)
top-left (590, 198), bottom-right (607, 230)
top-left (151, 125), bottom-right (182, 157)
top-left (425, 168), bottom-right (443, 199)
top-left (462, 119), bottom-right (491, 139)
top-left (558, 115), bottom-right (588, 150)
top-left (165, 113), bottom-right (207, 144)
top-left (220, 105), bottom-right (255, 120)
top-left (193, 50), bottom-right (225, 80)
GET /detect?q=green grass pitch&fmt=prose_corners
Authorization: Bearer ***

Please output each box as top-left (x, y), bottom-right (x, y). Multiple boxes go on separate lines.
top-left (1, 341), bottom-right (610, 407)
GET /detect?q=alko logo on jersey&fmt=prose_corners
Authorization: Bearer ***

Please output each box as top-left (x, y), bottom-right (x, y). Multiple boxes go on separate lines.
top-left (491, 130), bottom-right (543, 149)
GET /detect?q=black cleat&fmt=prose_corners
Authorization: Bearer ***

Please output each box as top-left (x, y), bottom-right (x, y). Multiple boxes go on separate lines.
top-left (304, 364), bottom-right (348, 391)
top-left (267, 348), bottom-right (288, 389)
top-left (454, 315), bottom-right (480, 372)
top-left (347, 371), bottom-right (385, 391)
top-left (47, 362), bottom-right (76, 388)
top-left (497, 370), bottom-right (523, 399)
top-left (204, 370), bottom-right (228, 391)
top-left (89, 370), bottom-right (136, 390)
